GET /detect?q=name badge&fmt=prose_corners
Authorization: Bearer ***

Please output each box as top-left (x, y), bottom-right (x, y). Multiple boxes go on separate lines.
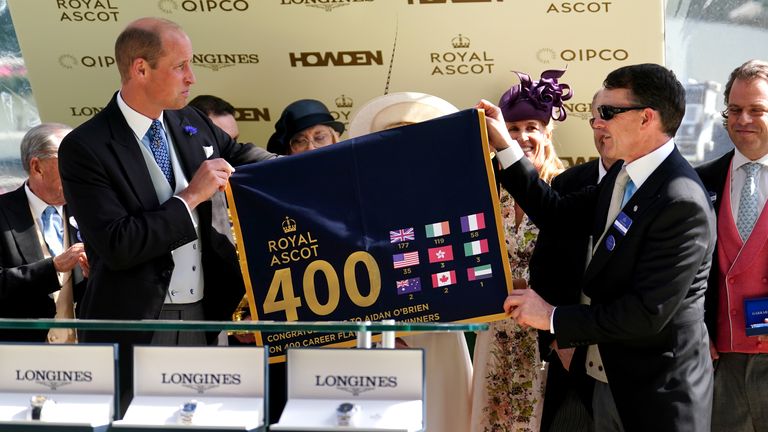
top-left (613, 211), bottom-right (633, 236)
top-left (745, 297), bottom-right (768, 336)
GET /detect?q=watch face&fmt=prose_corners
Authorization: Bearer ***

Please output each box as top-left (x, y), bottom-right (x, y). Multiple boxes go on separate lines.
top-left (30, 395), bottom-right (47, 407)
top-left (337, 402), bottom-right (355, 414)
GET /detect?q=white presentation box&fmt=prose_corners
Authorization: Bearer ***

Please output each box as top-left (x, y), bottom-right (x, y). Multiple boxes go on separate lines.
top-left (112, 346), bottom-right (267, 431)
top-left (271, 348), bottom-right (424, 432)
top-left (0, 343), bottom-right (117, 432)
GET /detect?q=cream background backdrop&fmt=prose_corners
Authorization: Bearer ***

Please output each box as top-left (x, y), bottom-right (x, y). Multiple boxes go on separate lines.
top-left (7, 0), bottom-right (663, 164)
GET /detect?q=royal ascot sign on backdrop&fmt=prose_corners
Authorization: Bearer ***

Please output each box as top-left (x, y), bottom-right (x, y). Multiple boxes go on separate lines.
top-left (7, 0), bottom-right (664, 165)
top-left (227, 110), bottom-right (512, 360)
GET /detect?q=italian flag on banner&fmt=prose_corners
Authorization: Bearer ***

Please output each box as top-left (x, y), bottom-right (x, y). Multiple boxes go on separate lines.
top-left (425, 221), bottom-right (450, 238)
top-left (464, 239), bottom-right (489, 256)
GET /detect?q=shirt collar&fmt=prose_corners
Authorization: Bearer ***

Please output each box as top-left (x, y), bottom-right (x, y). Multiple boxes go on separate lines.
top-left (623, 138), bottom-right (675, 189)
top-left (117, 91), bottom-right (165, 140)
top-left (24, 182), bottom-right (62, 222)
top-left (731, 148), bottom-right (768, 171)
top-left (597, 158), bottom-right (608, 183)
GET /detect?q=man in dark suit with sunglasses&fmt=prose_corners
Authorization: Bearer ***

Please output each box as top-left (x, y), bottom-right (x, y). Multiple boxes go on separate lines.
top-left (478, 64), bottom-right (716, 432)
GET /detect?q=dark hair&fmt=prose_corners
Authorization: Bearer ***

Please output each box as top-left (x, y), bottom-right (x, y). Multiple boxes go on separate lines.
top-left (188, 95), bottom-right (236, 117)
top-left (603, 63), bottom-right (685, 137)
top-left (114, 18), bottom-right (182, 82)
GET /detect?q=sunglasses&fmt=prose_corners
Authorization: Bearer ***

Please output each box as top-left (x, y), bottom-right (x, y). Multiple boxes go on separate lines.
top-left (589, 105), bottom-right (653, 126)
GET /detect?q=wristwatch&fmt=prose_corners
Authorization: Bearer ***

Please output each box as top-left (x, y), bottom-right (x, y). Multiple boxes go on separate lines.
top-left (30, 395), bottom-right (47, 420)
top-left (335, 402), bottom-right (360, 427)
top-left (178, 400), bottom-right (198, 425)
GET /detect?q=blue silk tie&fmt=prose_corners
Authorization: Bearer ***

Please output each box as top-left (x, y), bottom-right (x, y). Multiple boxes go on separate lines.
top-left (42, 206), bottom-right (64, 256)
top-left (146, 119), bottom-right (175, 188)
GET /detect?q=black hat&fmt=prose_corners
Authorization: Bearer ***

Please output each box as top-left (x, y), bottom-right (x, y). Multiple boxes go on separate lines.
top-left (267, 99), bottom-right (345, 154)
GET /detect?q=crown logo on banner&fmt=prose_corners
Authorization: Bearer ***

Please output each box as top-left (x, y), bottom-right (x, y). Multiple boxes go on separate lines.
top-left (451, 34), bottom-right (471, 49)
top-left (282, 217), bottom-right (297, 234)
top-left (335, 94), bottom-right (354, 108)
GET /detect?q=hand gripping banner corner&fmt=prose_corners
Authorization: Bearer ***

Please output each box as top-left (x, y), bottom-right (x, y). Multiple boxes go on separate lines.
top-left (226, 109), bottom-right (512, 361)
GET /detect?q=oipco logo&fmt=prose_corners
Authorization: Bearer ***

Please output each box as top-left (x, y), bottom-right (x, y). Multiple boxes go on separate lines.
top-left (192, 53), bottom-right (260, 72)
top-left (59, 54), bottom-right (115, 69)
top-left (562, 100), bottom-right (594, 120)
top-left (289, 50), bottom-right (383, 67)
top-left (546, 2), bottom-right (612, 13)
top-left (430, 34), bottom-right (495, 76)
top-left (57, 0), bottom-right (120, 22)
top-left (330, 94), bottom-right (354, 128)
top-left (537, 48), bottom-right (629, 63)
top-left (279, 0), bottom-right (374, 12)
top-left (233, 107), bottom-right (271, 122)
top-left (158, 0), bottom-right (250, 14)
top-left (407, 0), bottom-right (502, 4)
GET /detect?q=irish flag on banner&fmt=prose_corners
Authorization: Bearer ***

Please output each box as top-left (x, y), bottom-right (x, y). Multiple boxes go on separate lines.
top-left (461, 212), bottom-right (486, 232)
top-left (425, 221), bottom-right (450, 238)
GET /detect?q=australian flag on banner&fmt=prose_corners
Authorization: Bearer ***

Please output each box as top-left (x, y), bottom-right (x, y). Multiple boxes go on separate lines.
top-left (226, 109), bottom-right (512, 360)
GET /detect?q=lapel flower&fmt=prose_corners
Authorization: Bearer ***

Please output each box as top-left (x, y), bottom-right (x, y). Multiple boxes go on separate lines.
top-left (183, 125), bottom-right (198, 136)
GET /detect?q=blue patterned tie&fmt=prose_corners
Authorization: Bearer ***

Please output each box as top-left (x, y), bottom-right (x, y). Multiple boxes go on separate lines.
top-left (147, 120), bottom-right (175, 188)
top-left (737, 162), bottom-right (762, 241)
top-left (42, 206), bottom-right (64, 256)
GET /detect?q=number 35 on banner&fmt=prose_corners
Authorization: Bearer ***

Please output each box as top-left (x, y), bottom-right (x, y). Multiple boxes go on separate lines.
top-left (263, 251), bottom-right (381, 321)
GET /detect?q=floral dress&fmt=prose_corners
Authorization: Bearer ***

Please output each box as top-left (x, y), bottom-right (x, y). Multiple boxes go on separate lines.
top-left (470, 188), bottom-right (545, 432)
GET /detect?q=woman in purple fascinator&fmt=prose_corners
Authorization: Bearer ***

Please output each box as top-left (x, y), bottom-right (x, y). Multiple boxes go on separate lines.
top-left (471, 70), bottom-right (573, 432)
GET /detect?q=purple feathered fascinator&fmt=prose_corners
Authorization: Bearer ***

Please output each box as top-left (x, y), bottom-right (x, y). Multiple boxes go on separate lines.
top-left (498, 69), bottom-right (572, 124)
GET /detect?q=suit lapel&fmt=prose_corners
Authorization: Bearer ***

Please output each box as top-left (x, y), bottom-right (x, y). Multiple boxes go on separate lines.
top-left (165, 110), bottom-right (206, 181)
top-left (5, 187), bottom-right (44, 263)
top-left (104, 96), bottom-right (160, 210)
top-left (583, 151), bottom-right (682, 284)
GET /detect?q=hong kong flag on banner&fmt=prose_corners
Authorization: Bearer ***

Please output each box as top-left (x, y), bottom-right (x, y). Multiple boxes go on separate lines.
top-left (428, 245), bottom-right (454, 263)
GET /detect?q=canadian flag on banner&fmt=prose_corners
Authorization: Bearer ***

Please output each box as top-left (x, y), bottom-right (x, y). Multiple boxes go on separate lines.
top-left (431, 270), bottom-right (457, 288)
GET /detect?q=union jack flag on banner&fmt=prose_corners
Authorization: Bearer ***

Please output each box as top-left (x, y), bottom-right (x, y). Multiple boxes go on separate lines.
top-left (389, 227), bottom-right (415, 243)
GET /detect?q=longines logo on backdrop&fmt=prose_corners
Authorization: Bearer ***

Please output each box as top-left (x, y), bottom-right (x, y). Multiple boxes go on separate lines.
top-left (289, 51), bottom-right (383, 67)
top-left (314, 374), bottom-right (397, 396)
top-left (158, 0), bottom-right (250, 14)
top-left (160, 372), bottom-right (242, 394)
top-left (192, 53), bottom-right (260, 71)
top-left (69, 106), bottom-right (105, 117)
top-left (330, 94), bottom-right (354, 126)
top-left (279, 0), bottom-right (374, 12)
top-left (57, 0), bottom-right (120, 22)
top-left (562, 100), bottom-right (593, 120)
top-left (15, 369), bottom-right (93, 391)
top-left (430, 34), bottom-right (495, 76)
top-left (546, 2), bottom-right (612, 13)
top-left (59, 54), bottom-right (115, 69)
top-left (234, 107), bottom-right (271, 122)
top-left (537, 48), bottom-right (629, 63)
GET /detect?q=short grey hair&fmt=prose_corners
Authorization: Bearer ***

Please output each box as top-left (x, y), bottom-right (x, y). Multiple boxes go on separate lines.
top-left (20, 123), bottom-right (72, 173)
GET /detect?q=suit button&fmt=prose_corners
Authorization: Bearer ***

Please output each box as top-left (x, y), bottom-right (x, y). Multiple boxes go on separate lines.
top-left (729, 277), bottom-right (736, 284)
top-left (598, 365), bottom-right (603, 372)
top-left (588, 361), bottom-right (594, 367)
top-left (732, 309), bottom-right (738, 316)
top-left (763, 277), bottom-right (768, 284)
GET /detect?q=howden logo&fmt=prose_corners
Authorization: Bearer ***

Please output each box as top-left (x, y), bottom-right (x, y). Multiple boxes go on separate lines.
top-left (289, 51), bottom-right (383, 67)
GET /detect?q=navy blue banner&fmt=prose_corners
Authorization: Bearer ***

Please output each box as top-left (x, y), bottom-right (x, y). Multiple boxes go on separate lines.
top-left (227, 109), bottom-right (512, 361)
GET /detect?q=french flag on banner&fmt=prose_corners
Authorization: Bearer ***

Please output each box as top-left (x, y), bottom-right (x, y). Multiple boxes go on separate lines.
top-left (461, 212), bottom-right (486, 232)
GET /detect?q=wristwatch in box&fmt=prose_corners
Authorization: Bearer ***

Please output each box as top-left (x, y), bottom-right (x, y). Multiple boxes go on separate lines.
top-left (336, 402), bottom-right (360, 427)
top-left (30, 395), bottom-right (47, 420)
top-left (178, 400), bottom-right (199, 425)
